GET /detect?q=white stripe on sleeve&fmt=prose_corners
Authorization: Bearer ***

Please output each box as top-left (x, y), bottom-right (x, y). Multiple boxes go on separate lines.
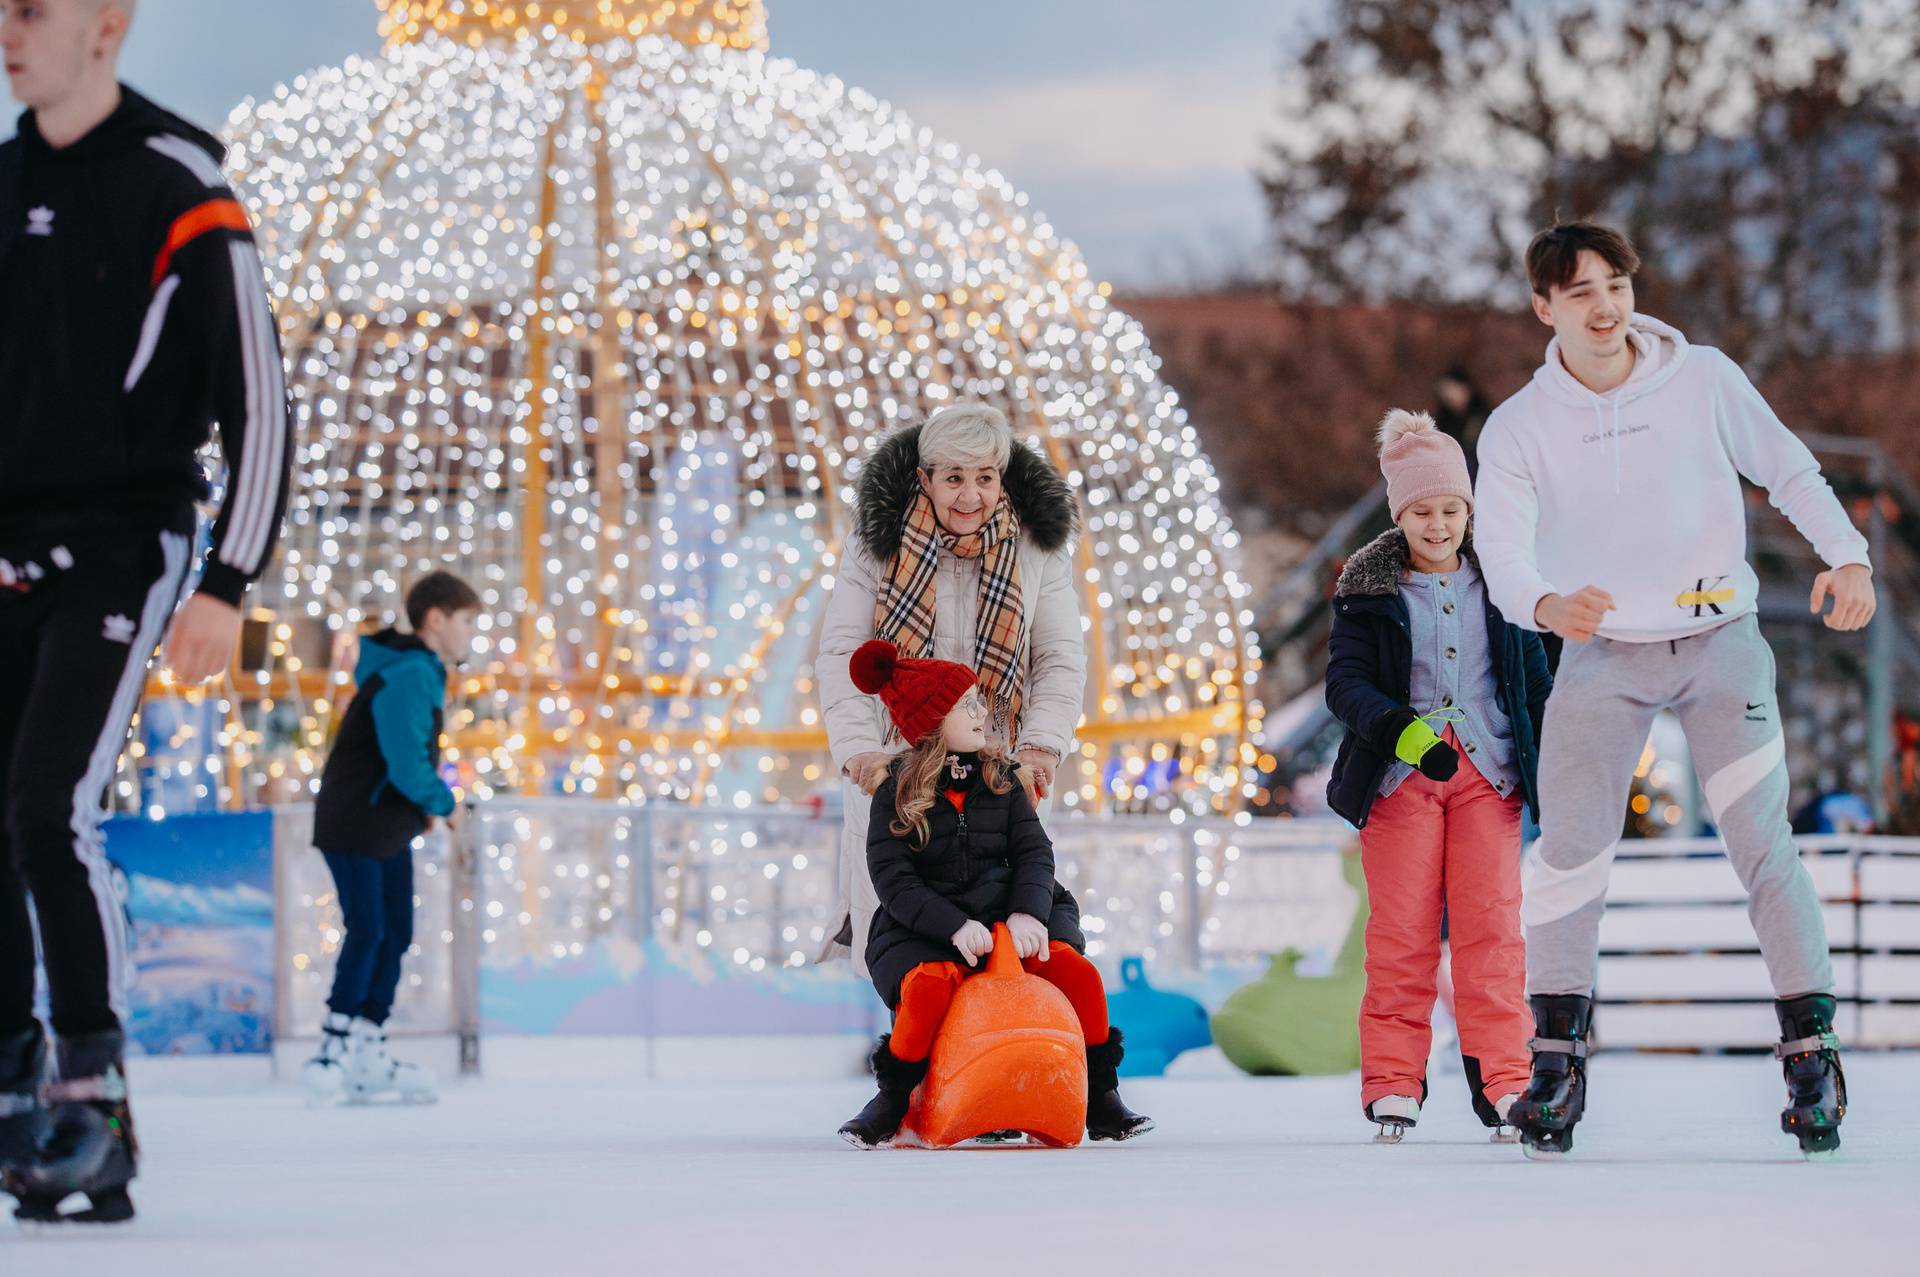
top-left (123, 274), bottom-right (182, 392)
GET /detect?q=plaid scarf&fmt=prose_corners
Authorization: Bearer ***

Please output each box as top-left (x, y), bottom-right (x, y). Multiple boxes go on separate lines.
top-left (874, 491), bottom-right (1027, 742)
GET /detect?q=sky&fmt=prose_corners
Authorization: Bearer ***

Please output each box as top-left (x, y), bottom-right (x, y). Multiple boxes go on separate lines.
top-left (1, 0), bottom-right (1312, 288)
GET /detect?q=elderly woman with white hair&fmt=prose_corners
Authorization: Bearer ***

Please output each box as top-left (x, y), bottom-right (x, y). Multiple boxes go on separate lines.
top-left (816, 402), bottom-right (1088, 969)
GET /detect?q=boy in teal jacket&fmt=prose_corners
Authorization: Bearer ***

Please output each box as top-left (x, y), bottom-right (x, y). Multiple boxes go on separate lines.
top-left (305, 571), bottom-right (479, 1104)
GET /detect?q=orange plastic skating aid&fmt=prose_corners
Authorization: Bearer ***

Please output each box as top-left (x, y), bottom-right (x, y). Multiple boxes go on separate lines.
top-left (896, 924), bottom-right (1088, 1148)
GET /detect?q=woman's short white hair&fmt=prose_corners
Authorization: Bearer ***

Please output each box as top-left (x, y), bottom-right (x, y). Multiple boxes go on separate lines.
top-left (918, 402), bottom-right (1013, 473)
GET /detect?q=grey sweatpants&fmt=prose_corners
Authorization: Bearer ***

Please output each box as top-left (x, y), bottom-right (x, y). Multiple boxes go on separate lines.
top-left (1524, 614), bottom-right (1831, 999)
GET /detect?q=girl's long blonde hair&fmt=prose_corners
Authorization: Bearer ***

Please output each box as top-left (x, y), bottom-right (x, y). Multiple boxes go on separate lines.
top-left (890, 733), bottom-right (1034, 850)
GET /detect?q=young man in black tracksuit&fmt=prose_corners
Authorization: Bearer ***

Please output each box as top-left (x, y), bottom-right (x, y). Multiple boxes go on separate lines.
top-left (0, 0), bottom-right (291, 1222)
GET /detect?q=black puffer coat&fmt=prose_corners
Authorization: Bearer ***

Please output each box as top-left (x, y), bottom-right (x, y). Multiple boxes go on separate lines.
top-left (864, 754), bottom-right (1085, 1009)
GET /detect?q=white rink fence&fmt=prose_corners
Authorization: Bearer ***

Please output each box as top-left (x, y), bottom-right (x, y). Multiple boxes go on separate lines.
top-left (268, 802), bottom-right (1920, 1067)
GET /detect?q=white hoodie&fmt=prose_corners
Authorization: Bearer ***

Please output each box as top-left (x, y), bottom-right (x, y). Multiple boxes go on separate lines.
top-left (1474, 315), bottom-right (1870, 643)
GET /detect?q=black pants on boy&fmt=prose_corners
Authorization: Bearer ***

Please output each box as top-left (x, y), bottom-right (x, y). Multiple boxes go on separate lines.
top-left (321, 850), bottom-right (416, 1024)
top-left (0, 529), bottom-right (191, 1038)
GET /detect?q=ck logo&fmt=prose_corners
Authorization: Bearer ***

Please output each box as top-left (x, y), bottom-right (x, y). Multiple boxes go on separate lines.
top-left (1675, 576), bottom-right (1735, 617)
top-left (26, 206), bottom-right (55, 237)
top-left (103, 614), bottom-right (137, 644)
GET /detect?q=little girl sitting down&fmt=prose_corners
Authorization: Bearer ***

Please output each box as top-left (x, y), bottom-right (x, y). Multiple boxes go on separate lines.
top-left (837, 639), bottom-right (1153, 1149)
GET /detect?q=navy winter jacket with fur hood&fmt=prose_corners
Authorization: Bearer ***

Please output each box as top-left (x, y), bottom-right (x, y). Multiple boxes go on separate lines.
top-left (1324, 530), bottom-right (1551, 829)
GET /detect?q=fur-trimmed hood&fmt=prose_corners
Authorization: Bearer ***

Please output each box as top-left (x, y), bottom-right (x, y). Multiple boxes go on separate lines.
top-left (1334, 528), bottom-right (1480, 599)
top-left (853, 424), bottom-right (1080, 562)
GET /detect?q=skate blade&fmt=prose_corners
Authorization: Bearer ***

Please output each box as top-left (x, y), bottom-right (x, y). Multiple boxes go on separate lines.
top-left (1090, 1118), bottom-right (1155, 1143)
top-left (1520, 1138), bottom-right (1571, 1160)
top-left (970, 1130), bottom-right (1027, 1145)
top-left (1372, 1123), bottom-right (1409, 1145)
top-left (838, 1129), bottom-right (890, 1151)
top-left (1784, 1114), bottom-right (1841, 1159)
top-left (13, 1188), bottom-right (135, 1228)
top-left (1796, 1126), bottom-right (1842, 1161)
top-left (1490, 1126), bottom-right (1521, 1144)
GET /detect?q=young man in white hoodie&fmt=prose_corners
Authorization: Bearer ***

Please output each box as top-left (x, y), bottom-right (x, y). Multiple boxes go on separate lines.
top-left (1474, 222), bottom-right (1875, 1159)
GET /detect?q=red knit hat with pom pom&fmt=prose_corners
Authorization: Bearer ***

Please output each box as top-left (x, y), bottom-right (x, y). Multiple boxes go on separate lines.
top-left (850, 639), bottom-right (976, 746)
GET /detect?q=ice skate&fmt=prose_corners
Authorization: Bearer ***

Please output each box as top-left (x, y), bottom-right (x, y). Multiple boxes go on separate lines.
top-left (838, 1035), bottom-right (926, 1150)
top-left (1489, 1092), bottom-right (1522, 1144)
top-left (5, 1030), bottom-right (137, 1227)
top-left (1510, 995), bottom-right (1591, 1160)
top-left (0, 1025), bottom-right (46, 1176)
top-left (346, 1018), bottom-right (437, 1105)
top-left (1367, 1094), bottom-right (1419, 1144)
top-left (1775, 994), bottom-right (1846, 1161)
top-left (303, 1013), bottom-right (354, 1107)
top-left (1085, 1030), bottom-right (1154, 1141)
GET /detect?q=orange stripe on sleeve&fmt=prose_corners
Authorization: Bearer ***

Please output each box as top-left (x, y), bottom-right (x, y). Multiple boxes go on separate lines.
top-left (152, 198), bottom-right (253, 287)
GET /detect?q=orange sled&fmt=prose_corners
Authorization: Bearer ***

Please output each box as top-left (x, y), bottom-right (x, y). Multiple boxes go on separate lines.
top-left (896, 923), bottom-right (1089, 1149)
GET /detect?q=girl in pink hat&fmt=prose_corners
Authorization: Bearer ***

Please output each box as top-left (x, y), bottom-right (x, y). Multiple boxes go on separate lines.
top-left (1324, 410), bottom-right (1553, 1143)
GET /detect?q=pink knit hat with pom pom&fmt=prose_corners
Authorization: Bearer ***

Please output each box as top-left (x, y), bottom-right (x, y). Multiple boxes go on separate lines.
top-left (1378, 409), bottom-right (1472, 521)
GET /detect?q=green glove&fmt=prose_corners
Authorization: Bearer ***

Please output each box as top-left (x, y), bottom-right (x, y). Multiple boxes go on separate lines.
top-left (1394, 709), bottom-right (1464, 781)
top-left (1393, 715), bottom-right (1444, 765)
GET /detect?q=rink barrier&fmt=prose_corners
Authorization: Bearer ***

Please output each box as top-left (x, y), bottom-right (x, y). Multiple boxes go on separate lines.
top-left (268, 805), bottom-right (1920, 1065)
top-left (272, 802), bottom-right (1363, 1071)
top-left (1594, 836), bottom-right (1920, 1051)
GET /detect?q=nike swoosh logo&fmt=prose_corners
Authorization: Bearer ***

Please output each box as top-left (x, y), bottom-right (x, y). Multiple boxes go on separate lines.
top-left (1746, 702), bottom-right (1766, 711)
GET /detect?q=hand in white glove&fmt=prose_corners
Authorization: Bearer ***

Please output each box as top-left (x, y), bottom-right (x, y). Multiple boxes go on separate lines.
top-left (951, 920), bottom-right (993, 967)
top-left (1007, 912), bottom-right (1050, 961)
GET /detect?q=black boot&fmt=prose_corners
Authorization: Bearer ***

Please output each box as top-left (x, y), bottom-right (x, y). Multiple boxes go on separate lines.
top-left (838, 1034), bottom-right (927, 1149)
top-left (4, 1029), bottom-right (138, 1224)
top-left (0, 1024), bottom-right (47, 1173)
top-left (1086, 1028), bottom-right (1154, 1141)
top-left (1776, 993), bottom-right (1846, 1160)
top-left (1508, 995), bottom-right (1592, 1159)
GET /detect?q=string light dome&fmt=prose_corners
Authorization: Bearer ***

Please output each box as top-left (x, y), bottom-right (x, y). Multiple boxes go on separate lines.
top-left (149, 0), bottom-right (1263, 814)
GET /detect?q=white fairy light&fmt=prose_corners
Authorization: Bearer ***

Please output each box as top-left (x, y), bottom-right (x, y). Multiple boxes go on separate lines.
top-left (138, 0), bottom-right (1262, 816)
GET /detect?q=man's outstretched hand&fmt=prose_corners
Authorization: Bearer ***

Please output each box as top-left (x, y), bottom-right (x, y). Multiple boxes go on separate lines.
top-left (1811, 564), bottom-right (1875, 632)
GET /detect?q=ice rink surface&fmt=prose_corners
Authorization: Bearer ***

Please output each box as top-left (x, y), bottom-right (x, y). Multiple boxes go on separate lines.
top-left (4, 1042), bottom-right (1913, 1277)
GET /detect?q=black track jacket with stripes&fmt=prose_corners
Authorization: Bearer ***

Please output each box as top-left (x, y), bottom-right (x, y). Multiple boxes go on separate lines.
top-left (0, 86), bottom-right (290, 606)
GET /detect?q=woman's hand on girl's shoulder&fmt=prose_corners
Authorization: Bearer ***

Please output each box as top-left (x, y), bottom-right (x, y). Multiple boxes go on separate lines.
top-left (846, 751), bottom-right (894, 795)
top-left (1014, 747), bottom-right (1058, 798)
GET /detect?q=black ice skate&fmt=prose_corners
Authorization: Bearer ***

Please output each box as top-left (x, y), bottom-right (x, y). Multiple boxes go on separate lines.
top-left (838, 1034), bottom-right (927, 1149)
top-left (4, 1029), bottom-right (138, 1226)
top-left (1775, 993), bottom-right (1846, 1162)
top-left (1085, 1028), bottom-right (1154, 1142)
top-left (1508, 994), bottom-right (1591, 1160)
top-left (0, 1025), bottom-right (47, 1175)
